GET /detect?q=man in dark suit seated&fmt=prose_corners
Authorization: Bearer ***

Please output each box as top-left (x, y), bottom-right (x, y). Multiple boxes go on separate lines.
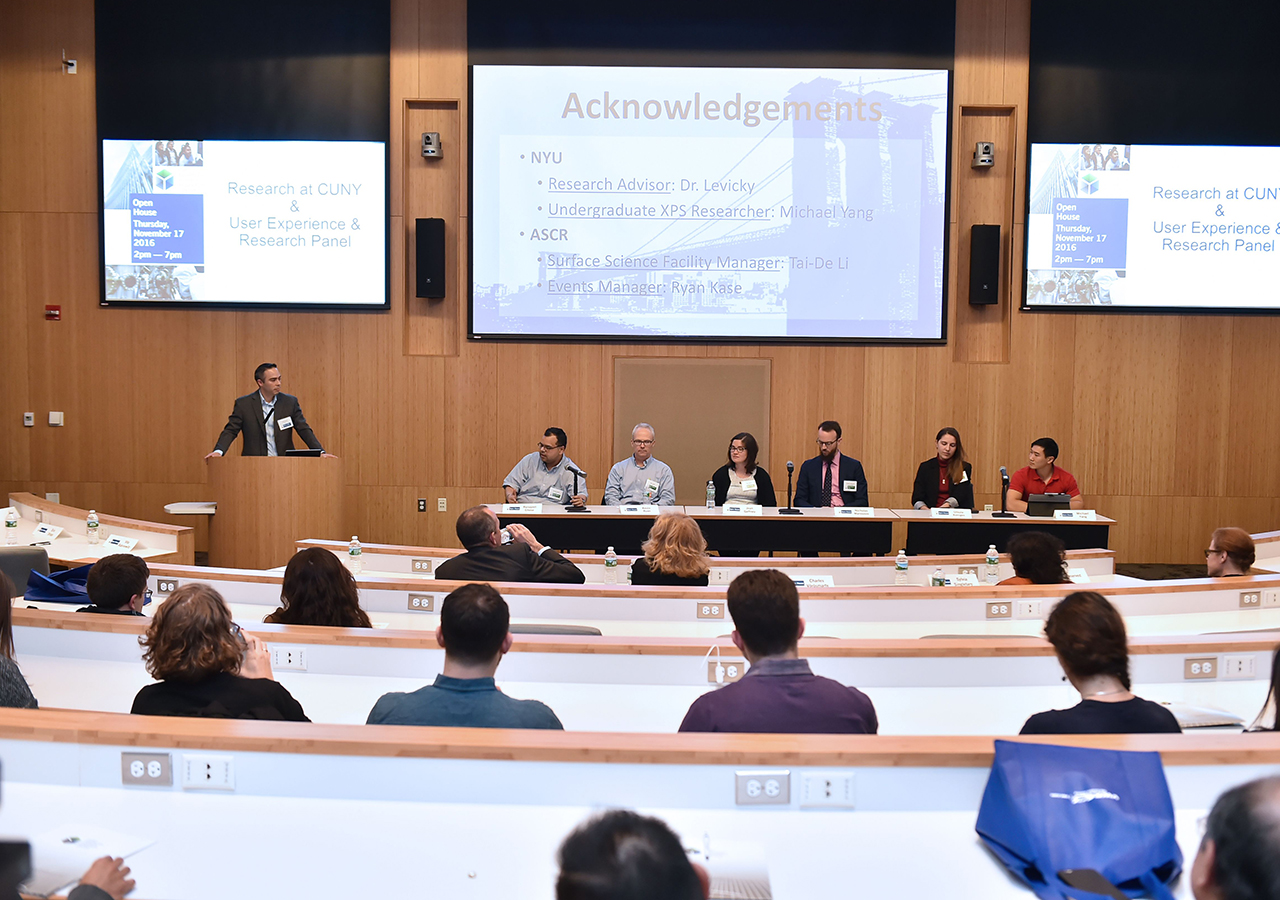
top-left (205, 362), bottom-right (329, 458)
top-left (78, 553), bottom-right (148, 616)
top-left (793, 419), bottom-right (869, 507)
top-left (678, 569), bottom-right (877, 733)
top-left (366, 583), bottom-right (563, 729)
top-left (434, 506), bottom-right (585, 584)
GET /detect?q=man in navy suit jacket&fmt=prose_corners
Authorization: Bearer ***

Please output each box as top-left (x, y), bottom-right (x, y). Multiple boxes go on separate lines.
top-left (206, 363), bottom-right (325, 458)
top-left (794, 420), bottom-right (869, 507)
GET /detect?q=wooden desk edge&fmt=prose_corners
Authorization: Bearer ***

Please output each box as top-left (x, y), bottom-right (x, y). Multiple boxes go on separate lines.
top-left (11, 493), bottom-right (193, 541)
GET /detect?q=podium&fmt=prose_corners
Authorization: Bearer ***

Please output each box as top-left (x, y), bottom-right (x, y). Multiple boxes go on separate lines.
top-left (208, 456), bottom-right (347, 569)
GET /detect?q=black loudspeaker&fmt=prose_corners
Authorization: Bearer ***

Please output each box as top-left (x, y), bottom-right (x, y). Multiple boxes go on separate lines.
top-left (968, 224), bottom-right (1001, 305)
top-left (415, 218), bottom-right (446, 299)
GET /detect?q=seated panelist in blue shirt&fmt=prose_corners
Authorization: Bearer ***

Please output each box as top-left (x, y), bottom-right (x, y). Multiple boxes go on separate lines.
top-left (503, 427), bottom-right (587, 508)
top-left (366, 583), bottom-right (564, 730)
top-left (794, 420), bottom-right (869, 508)
top-left (603, 423), bottom-right (676, 506)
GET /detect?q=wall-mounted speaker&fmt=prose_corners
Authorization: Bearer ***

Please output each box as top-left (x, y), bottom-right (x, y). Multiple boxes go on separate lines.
top-left (415, 218), bottom-right (446, 299)
top-left (968, 224), bottom-right (1000, 306)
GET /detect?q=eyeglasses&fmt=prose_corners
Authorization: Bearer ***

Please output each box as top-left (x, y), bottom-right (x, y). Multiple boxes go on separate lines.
top-left (229, 622), bottom-right (243, 640)
top-left (632, 439), bottom-right (654, 446)
top-left (729, 445), bottom-right (747, 453)
top-left (1204, 548), bottom-right (1225, 557)
top-left (536, 443), bottom-right (560, 451)
top-left (816, 439), bottom-right (840, 448)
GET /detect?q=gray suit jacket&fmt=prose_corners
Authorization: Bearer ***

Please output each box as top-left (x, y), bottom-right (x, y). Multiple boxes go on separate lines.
top-left (213, 391), bottom-right (322, 456)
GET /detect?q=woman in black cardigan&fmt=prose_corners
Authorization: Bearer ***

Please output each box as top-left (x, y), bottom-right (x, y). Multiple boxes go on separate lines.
top-left (710, 432), bottom-right (777, 507)
top-left (912, 426), bottom-right (975, 510)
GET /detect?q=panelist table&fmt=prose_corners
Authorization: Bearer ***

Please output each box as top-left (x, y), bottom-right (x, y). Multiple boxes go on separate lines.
top-left (492, 505), bottom-right (896, 555)
top-left (898, 509), bottom-right (1114, 555)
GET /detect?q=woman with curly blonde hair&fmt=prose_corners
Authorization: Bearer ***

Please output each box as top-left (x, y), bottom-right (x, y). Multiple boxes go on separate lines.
top-left (629, 513), bottom-right (711, 586)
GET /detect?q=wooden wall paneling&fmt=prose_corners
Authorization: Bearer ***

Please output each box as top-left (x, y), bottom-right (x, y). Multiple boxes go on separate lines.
top-left (1174, 317), bottom-right (1231, 498)
top-left (861, 345), bottom-right (920, 502)
top-left (0, 215), bottom-right (33, 479)
top-left (389, 0), bottom-right (420, 220)
top-left (767, 346), bottom-right (867, 480)
top-left (1226, 317), bottom-right (1280, 499)
top-left (404, 102), bottom-right (461, 356)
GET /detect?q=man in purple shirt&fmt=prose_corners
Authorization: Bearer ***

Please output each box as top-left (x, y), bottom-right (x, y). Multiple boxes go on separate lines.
top-left (678, 570), bottom-right (878, 734)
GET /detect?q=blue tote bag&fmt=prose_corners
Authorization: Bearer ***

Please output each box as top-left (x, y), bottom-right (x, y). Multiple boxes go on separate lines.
top-left (24, 565), bottom-right (92, 602)
top-left (976, 740), bottom-right (1182, 900)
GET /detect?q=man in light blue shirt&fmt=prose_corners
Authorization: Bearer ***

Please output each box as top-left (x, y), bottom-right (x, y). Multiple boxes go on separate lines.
top-left (502, 427), bottom-right (587, 507)
top-left (603, 423), bottom-right (676, 506)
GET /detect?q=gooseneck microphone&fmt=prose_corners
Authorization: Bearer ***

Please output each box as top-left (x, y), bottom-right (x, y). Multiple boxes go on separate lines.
top-left (565, 465), bottom-right (590, 513)
top-left (780, 460), bottom-right (801, 514)
top-left (993, 465), bottom-right (1015, 518)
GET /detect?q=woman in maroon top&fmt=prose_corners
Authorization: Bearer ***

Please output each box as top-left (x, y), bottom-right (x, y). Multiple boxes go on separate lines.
top-left (911, 427), bottom-right (974, 510)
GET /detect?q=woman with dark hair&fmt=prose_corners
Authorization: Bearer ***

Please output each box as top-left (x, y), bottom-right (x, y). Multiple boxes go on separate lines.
top-left (132, 583), bottom-right (309, 720)
top-left (265, 547), bottom-right (372, 627)
top-left (998, 531), bottom-right (1069, 585)
top-left (912, 427), bottom-right (974, 510)
top-left (1246, 644), bottom-right (1280, 731)
top-left (1020, 591), bottom-right (1180, 734)
top-left (630, 513), bottom-right (712, 586)
top-left (0, 573), bottom-right (37, 709)
top-left (710, 432), bottom-right (777, 507)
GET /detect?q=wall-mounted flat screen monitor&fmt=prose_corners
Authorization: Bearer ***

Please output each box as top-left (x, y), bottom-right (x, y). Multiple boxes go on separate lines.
top-left (471, 65), bottom-right (951, 342)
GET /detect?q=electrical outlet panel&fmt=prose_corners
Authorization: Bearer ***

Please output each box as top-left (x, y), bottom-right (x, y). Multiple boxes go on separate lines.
top-left (411, 558), bottom-right (433, 573)
top-left (735, 770), bottom-right (790, 806)
top-left (709, 568), bottom-right (731, 585)
top-left (1016, 600), bottom-right (1042, 619)
top-left (1239, 591), bottom-right (1262, 609)
top-left (799, 772), bottom-right (855, 809)
top-left (696, 602), bottom-right (725, 619)
top-left (1184, 657), bottom-right (1217, 680)
top-left (707, 660), bottom-right (745, 683)
top-left (182, 754), bottom-right (235, 790)
top-left (1223, 655), bottom-right (1257, 679)
top-left (270, 646), bottom-right (307, 671)
top-left (1263, 590), bottom-right (1280, 608)
top-left (156, 579), bottom-right (178, 594)
top-left (417, 498), bottom-right (427, 513)
top-left (958, 566), bottom-right (979, 578)
top-left (407, 594), bottom-right (436, 612)
top-left (121, 752), bottom-right (171, 786)
top-left (437, 498), bottom-right (447, 512)
top-left (985, 601), bottom-right (1012, 619)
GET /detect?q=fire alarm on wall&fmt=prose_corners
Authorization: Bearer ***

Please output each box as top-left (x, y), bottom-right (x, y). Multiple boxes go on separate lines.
top-left (45, 305), bottom-right (61, 320)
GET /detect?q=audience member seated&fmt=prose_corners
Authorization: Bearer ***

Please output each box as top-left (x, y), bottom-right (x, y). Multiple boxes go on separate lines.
top-left (629, 513), bottom-right (711, 586)
top-left (1020, 591), bottom-right (1180, 735)
top-left (1246, 644), bottom-right (1279, 731)
top-left (1190, 776), bottom-right (1280, 900)
top-left (0, 574), bottom-right (37, 709)
top-left (67, 856), bottom-right (135, 900)
top-left (998, 531), bottom-right (1069, 585)
top-left (556, 809), bottom-right (709, 900)
top-left (264, 547), bottom-right (372, 627)
top-left (1205, 527), bottom-right (1254, 577)
top-left (131, 584), bottom-right (309, 721)
top-left (678, 570), bottom-right (877, 734)
top-left (434, 506), bottom-right (585, 584)
top-left (366, 583), bottom-right (563, 729)
top-left (79, 554), bottom-right (148, 616)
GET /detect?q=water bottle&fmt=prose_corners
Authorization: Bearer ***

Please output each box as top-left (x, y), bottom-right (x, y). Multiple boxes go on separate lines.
top-left (706, 480), bottom-right (715, 508)
top-left (931, 566), bottom-right (946, 587)
top-left (894, 549), bottom-right (908, 585)
top-left (347, 535), bottom-right (363, 574)
top-left (604, 546), bottom-right (618, 584)
top-left (986, 544), bottom-right (1000, 584)
top-left (86, 510), bottom-right (100, 545)
top-left (4, 509), bottom-right (17, 546)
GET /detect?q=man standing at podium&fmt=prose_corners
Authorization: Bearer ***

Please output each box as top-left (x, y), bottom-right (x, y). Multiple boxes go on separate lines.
top-left (205, 363), bottom-right (327, 458)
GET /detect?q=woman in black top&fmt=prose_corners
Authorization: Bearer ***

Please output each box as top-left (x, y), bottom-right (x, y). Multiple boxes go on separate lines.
top-left (132, 583), bottom-right (309, 721)
top-left (911, 427), bottom-right (974, 510)
top-left (710, 432), bottom-right (777, 507)
top-left (629, 513), bottom-right (711, 586)
top-left (0, 573), bottom-right (37, 710)
top-left (264, 547), bottom-right (372, 627)
top-left (1020, 591), bottom-right (1180, 735)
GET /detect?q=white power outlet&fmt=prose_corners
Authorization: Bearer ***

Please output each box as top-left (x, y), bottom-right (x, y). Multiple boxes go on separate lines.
top-left (799, 772), bottom-right (855, 809)
top-left (182, 754), bottom-right (235, 790)
top-left (270, 646), bottom-right (307, 670)
top-left (735, 770), bottom-right (790, 806)
top-left (1223, 655), bottom-right (1257, 679)
top-left (121, 752), bottom-right (171, 786)
top-left (437, 498), bottom-right (447, 512)
top-left (1016, 600), bottom-right (1042, 619)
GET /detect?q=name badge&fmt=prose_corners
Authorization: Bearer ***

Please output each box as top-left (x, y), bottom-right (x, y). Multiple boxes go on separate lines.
top-left (833, 506), bottom-right (876, 517)
top-left (644, 478), bottom-right (661, 498)
top-left (842, 480), bottom-right (858, 492)
top-left (792, 575), bottom-right (835, 587)
top-left (501, 503), bottom-right (543, 514)
top-left (722, 503), bottom-right (763, 516)
top-left (547, 488), bottom-right (565, 502)
top-left (1067, 567), bottom-right (1091, 583)
top-left (276, 416), bottom-right (293, 431)
top-left (958, 471), bottom-right (969, 483)
top-left (740, 478), bottom-right (757, 494)
top-left (104, 535), bottom-right (138, 551)
top-left (31, 523), bottom-right (63, 540)
top-left (619, 504), bottom-right (659, 515)
top-left (1053, 509), bottom-right (1096, 521)
top-left (930, 507), bottom-right (972, 518)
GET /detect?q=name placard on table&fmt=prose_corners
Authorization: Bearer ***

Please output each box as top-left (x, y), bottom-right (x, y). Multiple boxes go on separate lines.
top-left (618, 505), bottom-right (660, 515)
top-left (722, 503), bottom-right (763, 516)
top-left (1053, 509), bottom-right (1097, 521)
top-left (944, 572), bottom-right (981, 586)
top-left (104, 535), bottom-right (138, 552)
top-left (930, 507), bottom-right (973, 518)
top-left (833, 507), bottom-right (877, 517)
top-left (501, 504), bottom-right (544, 514)
top-left (792, 575), bottom-right (836, 587)
top-left (31, 523), bottom-right (64, 541)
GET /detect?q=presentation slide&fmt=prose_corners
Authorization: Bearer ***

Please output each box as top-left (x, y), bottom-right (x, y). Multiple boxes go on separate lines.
top-left (100, 140), bottom-right (385, 306)
top-left (472, 66), bottom-right (949, 340)
top-left (1026, 143), bottom-right (1280, 310)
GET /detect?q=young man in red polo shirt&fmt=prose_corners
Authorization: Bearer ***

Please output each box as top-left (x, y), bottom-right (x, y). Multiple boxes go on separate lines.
top-left (1006, 437), bottom-right (1084, 512)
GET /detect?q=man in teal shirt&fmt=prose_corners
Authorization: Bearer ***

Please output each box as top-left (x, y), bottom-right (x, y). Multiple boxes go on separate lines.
top-left (366, 583), bottom-right (563, 729)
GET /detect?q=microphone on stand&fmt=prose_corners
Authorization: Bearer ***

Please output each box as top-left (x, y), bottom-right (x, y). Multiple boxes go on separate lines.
top-left (993, 465), bottom-right (1015, 518)
top-left (780, 460), bottom-right (801, 514)
top-left (565, 465), bottom-right (590, 512)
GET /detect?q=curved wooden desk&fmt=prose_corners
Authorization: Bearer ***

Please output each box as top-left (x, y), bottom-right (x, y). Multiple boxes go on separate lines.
top-left (7, 492), bottom-right (193, 566)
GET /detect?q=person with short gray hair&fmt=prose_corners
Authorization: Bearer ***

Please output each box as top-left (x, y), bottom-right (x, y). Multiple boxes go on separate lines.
top-left (603, 423), bottom-right (675, 505)
top-left (1191, 775), bottom-right (1280, 900)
